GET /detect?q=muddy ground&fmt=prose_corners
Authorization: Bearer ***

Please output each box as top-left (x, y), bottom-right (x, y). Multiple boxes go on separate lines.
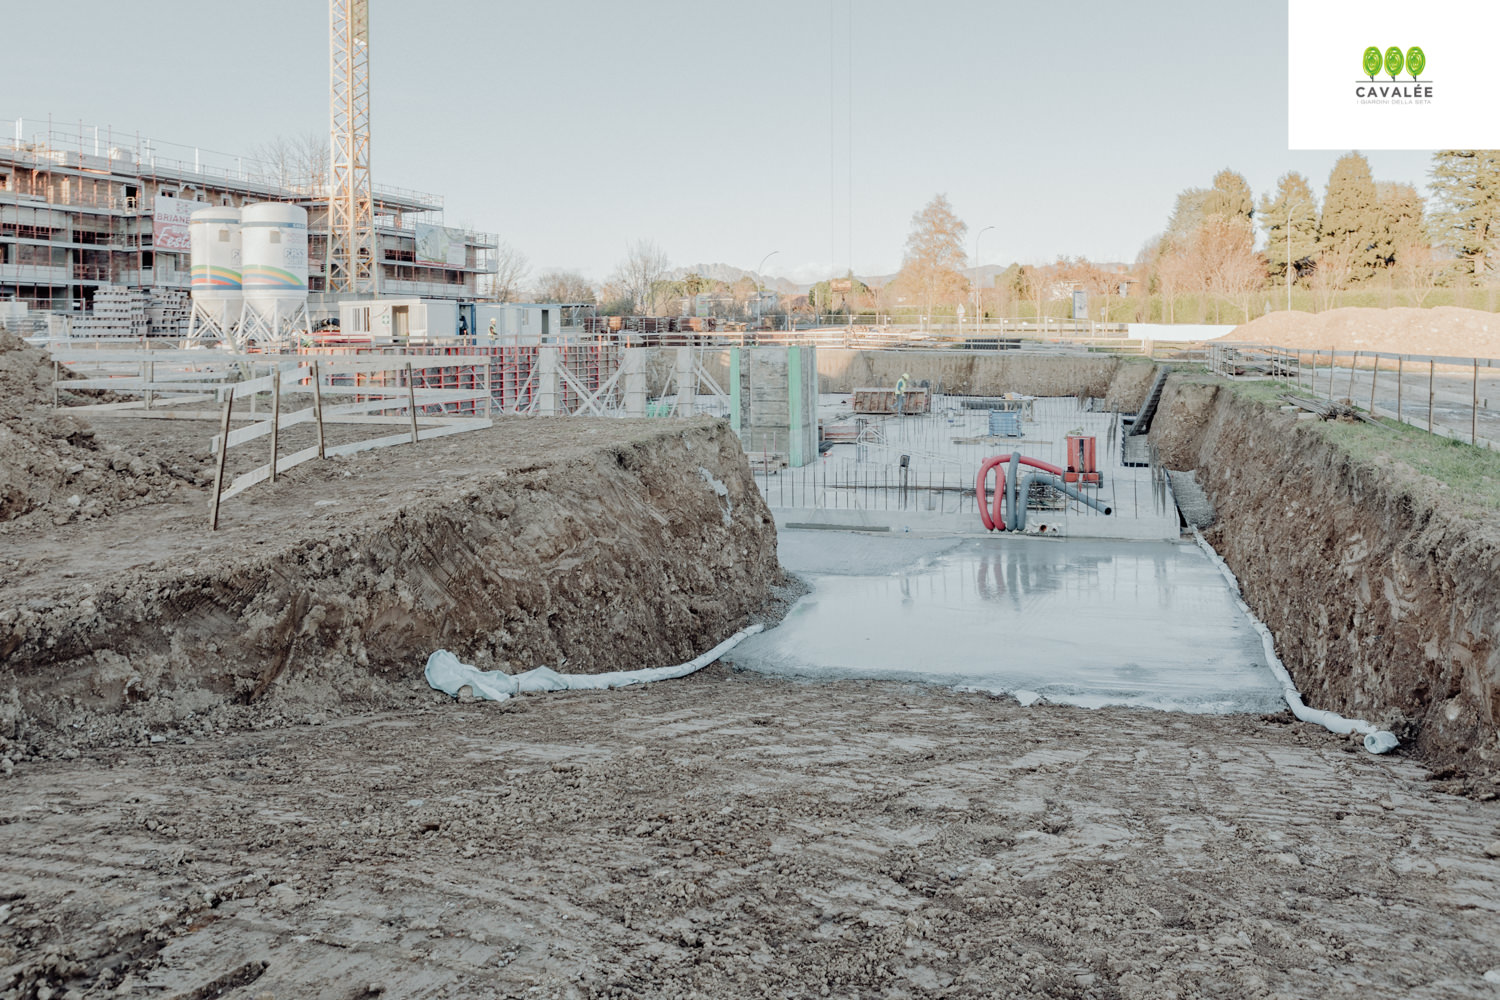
top-left (6, 339), bottom-right (1500, 998)
top-left (3, 668), bottom-right (1499, 1000)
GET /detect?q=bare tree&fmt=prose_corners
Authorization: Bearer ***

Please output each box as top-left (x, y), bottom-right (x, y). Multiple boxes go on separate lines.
top-left (251, 131), bottom-right (328, 191)
top-left (531, 269), bottom-right (596, 304)
top-left (1153, 248), bottom-right (1195, 323)
top-left (597, 278), bottom-right (634, 316)
top-left (1309, 242), bottom-right (1355, 313)
top-left (1189, 217), bottom-right (1262, 322)
top-left (483, 243), bottom-right (530, 302)
top-left (1018, 263), bottom-right (1055, 322)
top-left (610, 240), bottom-right (670, 315)
top-left (1394, 240), bottom-right (1441, 307)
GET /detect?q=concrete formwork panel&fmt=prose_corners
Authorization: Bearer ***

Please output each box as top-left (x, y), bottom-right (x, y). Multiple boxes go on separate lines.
top-left (731, 346), bottom-right (817, 467)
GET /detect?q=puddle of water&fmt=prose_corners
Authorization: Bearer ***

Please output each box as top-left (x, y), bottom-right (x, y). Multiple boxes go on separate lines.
top-left (736, 533), bottom-right (1285, 714)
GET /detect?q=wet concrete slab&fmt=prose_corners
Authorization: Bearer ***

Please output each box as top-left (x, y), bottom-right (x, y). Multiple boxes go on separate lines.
top-left (738, 530), bottom-right (1285, 714)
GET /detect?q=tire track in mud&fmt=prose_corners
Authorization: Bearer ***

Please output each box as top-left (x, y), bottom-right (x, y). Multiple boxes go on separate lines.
top-left (8, 669), bottom-right (1495, 998)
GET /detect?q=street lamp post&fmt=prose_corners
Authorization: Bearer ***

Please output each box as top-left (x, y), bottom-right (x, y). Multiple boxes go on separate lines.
top-left (972, 225), bottom-right (994, 334)
top-left (756, 250), bottom-right (781, 328)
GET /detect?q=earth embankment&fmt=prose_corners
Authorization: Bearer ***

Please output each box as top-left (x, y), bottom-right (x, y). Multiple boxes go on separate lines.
top-left (0, 407), bottom-right (779, 740)
top-left (1152, 375), bottom-right (1500, 782)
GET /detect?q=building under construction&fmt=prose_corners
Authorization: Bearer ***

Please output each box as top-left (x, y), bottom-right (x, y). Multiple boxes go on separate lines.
top-left (0, 118), bottom-right (499, 333)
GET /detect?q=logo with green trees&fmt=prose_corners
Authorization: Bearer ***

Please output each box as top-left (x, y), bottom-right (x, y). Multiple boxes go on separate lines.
top-left (1362, 46), bottom-right (1383, 80)
top-left (1384, 46), bottom-right (1405, 79)
top-left (1406, 46), bottom-right (1426, 78)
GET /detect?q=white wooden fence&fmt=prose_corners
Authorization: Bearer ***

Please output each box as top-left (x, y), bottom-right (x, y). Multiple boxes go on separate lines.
top-left (205, 356), bottom-right (493, 526)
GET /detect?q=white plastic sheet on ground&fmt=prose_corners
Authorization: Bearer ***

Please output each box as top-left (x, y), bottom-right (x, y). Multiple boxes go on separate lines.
top-left (1192, 530), bottom-right (1399, 755)
top-left (424, 624), bottom-right (764, 702)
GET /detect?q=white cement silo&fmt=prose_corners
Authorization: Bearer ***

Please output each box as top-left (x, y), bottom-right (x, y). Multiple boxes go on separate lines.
top-left (239, 202), bottom-right (310, 347)
top-left (187, 206), bottom-right (242, 335)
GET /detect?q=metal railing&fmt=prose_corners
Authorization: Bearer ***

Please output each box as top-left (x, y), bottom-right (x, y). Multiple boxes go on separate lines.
top-left (1209, 342), bottom-right (1500, 449)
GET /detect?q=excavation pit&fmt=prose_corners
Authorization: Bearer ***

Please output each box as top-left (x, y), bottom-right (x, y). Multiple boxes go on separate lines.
top-left (4, 341), bottom-right (1500, 999)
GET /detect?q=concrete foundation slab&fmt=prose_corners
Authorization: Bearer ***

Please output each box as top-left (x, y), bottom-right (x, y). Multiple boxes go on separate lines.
top-left (736, 531), bottom-right (1284, 714)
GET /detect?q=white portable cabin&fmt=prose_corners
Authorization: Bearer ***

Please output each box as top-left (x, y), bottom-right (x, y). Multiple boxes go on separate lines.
top-left (337, 298), bottom-right (461, 345)
top-left (474, 303), bottom-right (566, 344)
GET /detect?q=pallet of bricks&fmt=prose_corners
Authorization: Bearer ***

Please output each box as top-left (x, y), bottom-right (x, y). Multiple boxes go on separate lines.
top-left (73, 286), bottom-right (150, 338)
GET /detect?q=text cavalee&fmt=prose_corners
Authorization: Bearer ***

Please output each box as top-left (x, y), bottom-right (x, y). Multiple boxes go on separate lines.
top-left (1355, 84), bottom-right (1433, 98)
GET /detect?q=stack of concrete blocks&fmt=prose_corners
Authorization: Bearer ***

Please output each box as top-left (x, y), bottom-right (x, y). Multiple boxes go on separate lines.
top-left (148, 288), bottom-right (191, 338)
top-left (729, 345), bottom-right (817, 468)
top-left (76, 286), bottom-right (150, 337)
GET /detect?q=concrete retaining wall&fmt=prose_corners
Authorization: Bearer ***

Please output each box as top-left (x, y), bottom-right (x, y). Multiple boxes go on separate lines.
top-left (669, 349), bottom-right (1158, 412)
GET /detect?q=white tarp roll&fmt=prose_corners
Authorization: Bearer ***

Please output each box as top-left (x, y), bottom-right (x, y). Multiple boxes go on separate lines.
top-left (1192, 530), bottom-right (1399, 755)
top-left (425, 624), bottom-right (765, 702)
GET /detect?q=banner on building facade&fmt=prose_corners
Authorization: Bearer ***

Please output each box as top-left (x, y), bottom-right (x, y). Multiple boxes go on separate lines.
top-left (151, 195), bottom-right (198, 253)
top-left (414, 224), bottom-right (467, 267)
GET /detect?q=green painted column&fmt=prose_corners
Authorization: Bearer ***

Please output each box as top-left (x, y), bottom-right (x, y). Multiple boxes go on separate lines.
top-left (729, 347), bottom-right (741, 435)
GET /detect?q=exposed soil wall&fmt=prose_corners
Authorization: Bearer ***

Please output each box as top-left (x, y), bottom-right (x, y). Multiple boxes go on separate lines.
top-left (1152, 376), bottom-right (1500, 780)
top-left (0, 415), bottom-right (780, 737)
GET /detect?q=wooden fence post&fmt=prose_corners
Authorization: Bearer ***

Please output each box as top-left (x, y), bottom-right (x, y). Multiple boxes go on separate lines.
top-left (311, 360), bottom-right (325, 460)
top-left (269, 365), bottom-right (281, 483)
top-left (1428, 360), bottom-right (1435, 433)
top-left (1347, 351), bottom-right (1358, 401)
top-left (210, 387), bottom-right (234, 531)
top-left (1369, 355), bottom-right (1378, 415)
top-left (1473, 358), bottom-right (1479, 445)
top-left (1396, 356), bottom-right (1403, 424)
top-left (407, 361), bottom-right (419, 444)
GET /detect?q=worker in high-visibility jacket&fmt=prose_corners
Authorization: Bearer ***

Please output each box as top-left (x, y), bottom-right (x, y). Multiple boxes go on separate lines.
top-left (895, 372), bottom-right (910, 416)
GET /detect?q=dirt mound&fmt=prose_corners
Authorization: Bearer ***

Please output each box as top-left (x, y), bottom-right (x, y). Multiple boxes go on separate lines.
top-left (1229, 306), bottom-right (1500, 356)
top-left (0, 418), bottom-right (782, 758)
top-left (0, 333), bottom-right (189, 529)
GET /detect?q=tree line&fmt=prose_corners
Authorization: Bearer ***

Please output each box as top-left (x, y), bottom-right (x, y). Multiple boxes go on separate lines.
top-left (484, 149), bottom-right (1500, 322)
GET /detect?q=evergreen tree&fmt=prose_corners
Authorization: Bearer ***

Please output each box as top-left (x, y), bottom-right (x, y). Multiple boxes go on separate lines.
top-left (1429, 149), bottom-right (1500, 281)
top-left (1318, 152), bottom-right (1382, 282)
top-left (1163, 188), bottom-right (1210, 248)
top-left (1205, 169), bottom-right (1255, 223)
top-left (1373, 182), bottom-right (1426, 269)
top-left (1258, 172), bottom-right (1319, 286)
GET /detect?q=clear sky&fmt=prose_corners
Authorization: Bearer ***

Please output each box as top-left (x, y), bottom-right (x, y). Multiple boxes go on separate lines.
top-left (4, 0), bottom-right (1437, 284)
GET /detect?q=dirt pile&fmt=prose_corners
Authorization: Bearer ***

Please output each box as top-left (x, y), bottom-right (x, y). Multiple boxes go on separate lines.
top-left (1230, 306), bottom-right (1500, 356)
top-left (0, 417), bottom-right (782, 757)
top-left (1152, 376), bottom-right (1500, 785)
top-left (0, 333), bottom-right (191, 529)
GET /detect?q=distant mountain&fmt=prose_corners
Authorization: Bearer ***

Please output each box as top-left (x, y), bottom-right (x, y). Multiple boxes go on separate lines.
top-left (666, 259), bottom-right (1077, 296)
top-left (668, 263), bottom-right (801, 295)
